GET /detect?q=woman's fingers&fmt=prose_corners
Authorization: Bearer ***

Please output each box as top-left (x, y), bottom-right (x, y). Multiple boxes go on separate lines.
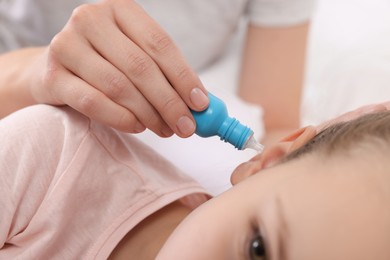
top-left (111, 0), bottom-right (208, 136)
top-left (40, 0), bottom-right (209, 137)
top-left (51, 27), bottom-right (173, 137)
top-left (111, 0), bottom-right (209, 137)
top-left (113, 0), bottom-right (209, 110)
top-left (81, 12), bottom-right (192, 136)
top-left (46, 68), bottom-right (145, 133)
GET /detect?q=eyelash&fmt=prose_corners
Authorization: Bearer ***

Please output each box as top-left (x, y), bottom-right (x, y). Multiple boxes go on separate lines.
top-left (247, 233), bottom-right (268, 260)
top-left (245, 222), bottom-right (269, 260)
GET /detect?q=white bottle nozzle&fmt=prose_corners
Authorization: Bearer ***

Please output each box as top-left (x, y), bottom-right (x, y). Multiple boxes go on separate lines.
top-left (243, 135), bottom-right (264, 153)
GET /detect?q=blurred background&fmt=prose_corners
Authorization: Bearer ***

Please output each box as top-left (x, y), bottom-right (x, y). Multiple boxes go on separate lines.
top-left (303, 0), bottom-right (390, 125)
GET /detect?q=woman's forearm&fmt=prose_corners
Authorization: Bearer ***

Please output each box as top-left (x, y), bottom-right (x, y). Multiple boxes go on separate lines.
top-left (238, 22), bottom-right (310, 141)
top-left (0, 47), bottom-right (45, 118)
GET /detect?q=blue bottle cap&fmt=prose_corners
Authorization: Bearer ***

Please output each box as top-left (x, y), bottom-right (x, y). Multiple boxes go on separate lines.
top-left (218, 117), bottom-right (253, 150)
top-left (191, 92), bottom-right (261, 150)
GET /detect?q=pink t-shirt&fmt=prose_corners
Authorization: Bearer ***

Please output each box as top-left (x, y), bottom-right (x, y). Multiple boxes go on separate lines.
top-left (0, 105), bottom-right (210, 259)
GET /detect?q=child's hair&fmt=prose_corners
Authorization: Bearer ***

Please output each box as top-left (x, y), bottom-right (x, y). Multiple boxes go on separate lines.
top-left (283, 111), bottom-right (390, 162)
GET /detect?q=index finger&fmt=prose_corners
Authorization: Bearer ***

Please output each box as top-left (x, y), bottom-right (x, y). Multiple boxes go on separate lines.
top-left (113, 0), bottom-right (209, 112)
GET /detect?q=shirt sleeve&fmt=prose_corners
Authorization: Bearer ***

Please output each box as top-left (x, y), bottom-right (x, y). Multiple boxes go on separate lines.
top-left (246, 0), bottom-right (317, 27)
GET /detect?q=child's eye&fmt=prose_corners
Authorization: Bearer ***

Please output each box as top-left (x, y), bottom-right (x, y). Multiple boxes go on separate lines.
top-left (248, 235), bottom-right (267, 260)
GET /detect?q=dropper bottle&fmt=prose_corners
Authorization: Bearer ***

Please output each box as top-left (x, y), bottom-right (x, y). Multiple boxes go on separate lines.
top-left (191, 92), bottom-right (264, 152)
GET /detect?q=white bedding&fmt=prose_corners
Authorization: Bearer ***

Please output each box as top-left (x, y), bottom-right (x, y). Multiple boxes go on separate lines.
top-left (137, 0), bottom-right (390, 195)
top-left (303, 0), bottom-right (390, 125)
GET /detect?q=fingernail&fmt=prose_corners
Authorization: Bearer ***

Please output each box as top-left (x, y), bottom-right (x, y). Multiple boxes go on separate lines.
top-left (190, 88), bottom-right (209, 110)
top-left (161, 126), bottom-right (174, 137)
top-left (134, 122), bottom-right (145, 133)
top-left (176, 116), bottom-right (195, 136)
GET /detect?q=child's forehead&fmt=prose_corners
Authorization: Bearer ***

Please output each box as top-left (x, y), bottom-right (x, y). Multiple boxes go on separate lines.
top-left (239, 149), bottom-right (389, 217)
top-left (277, 162), bottom-right (388, 220)
top-left (273, 153), bottom-right (387, 199)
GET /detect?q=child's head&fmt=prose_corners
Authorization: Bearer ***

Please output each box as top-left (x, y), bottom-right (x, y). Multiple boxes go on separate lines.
top-left (157, 111), bottom-right (390, 260)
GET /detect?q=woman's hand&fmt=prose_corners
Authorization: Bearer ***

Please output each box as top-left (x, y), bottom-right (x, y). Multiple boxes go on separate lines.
top-left (30, 0), bottom-right (208, 137)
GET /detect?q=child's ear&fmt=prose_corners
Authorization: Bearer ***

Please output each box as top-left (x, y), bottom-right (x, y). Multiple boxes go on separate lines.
top-left (286, 126), bottom-right (317, 153)
top-left (230, 142), bottom-right (290, 185)
top-left (230, 126), bottom-right (318, 185)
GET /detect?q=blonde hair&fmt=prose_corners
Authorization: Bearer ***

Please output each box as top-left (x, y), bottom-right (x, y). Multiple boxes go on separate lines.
top-left (284, 111), bottom-right (390, 161)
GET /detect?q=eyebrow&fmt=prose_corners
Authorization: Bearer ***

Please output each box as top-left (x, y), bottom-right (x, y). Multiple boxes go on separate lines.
top-left (275, 195), bottom-right (289, 260)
